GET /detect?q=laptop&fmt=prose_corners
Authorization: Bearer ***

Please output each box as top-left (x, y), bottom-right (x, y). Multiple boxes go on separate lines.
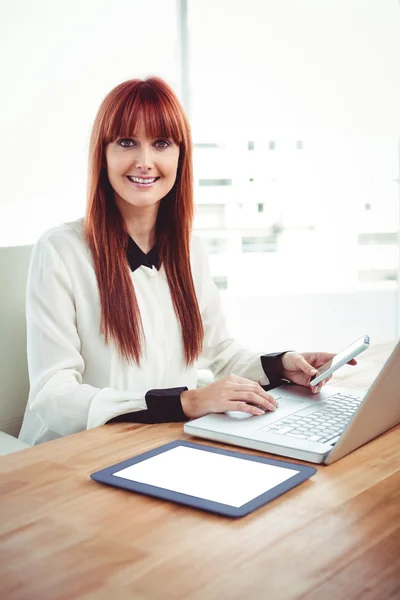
top-left (184, 342), bottom-right (400, 464)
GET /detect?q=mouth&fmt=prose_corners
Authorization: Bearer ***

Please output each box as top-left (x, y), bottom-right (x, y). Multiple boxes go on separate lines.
top-left (126, 175), bottom-right (160, 188)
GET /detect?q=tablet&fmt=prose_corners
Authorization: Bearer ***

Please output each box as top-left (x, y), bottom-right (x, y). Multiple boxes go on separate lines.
top-left (91, 440), bottom-right (317, 518)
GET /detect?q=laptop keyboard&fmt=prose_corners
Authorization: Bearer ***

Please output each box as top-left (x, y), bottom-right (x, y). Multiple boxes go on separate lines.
top-left (260, 392), bottom-right (364, 444)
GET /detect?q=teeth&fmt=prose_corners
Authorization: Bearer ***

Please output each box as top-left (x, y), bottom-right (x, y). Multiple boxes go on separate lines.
top-left (128, 176), bottom-right (157, 184)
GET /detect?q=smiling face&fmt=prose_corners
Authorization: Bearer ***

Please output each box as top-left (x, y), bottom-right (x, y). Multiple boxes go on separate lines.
top-left (105, 120), bottom-right (180, 213)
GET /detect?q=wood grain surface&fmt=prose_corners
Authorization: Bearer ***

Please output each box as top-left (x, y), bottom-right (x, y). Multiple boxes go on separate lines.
top-left (1, 343), bottom-right (399, 600)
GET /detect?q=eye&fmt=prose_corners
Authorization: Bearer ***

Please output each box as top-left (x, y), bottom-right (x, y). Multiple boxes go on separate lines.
top-left (118, 138), bottom-right (136, 147)
top-left (154, 139), bottom-right (171, 149)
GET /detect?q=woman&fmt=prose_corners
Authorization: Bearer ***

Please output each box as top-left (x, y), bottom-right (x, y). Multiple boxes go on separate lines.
top-left (18, 77), bottom-right (348, 446)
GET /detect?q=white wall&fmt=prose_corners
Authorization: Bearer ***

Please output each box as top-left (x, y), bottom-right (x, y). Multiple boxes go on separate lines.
top-left (0, 0), bottom-right (179, 246)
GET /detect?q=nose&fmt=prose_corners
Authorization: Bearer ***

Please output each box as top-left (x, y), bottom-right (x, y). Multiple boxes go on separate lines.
top-left (134, 145), bottom-right (153, 172)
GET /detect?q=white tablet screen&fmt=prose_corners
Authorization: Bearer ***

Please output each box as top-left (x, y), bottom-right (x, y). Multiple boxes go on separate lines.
top-left (113, 445), bottom-right (299, 508)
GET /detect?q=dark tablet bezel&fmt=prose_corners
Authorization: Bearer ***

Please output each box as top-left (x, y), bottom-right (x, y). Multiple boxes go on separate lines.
top-left (90, 440), bottom-right (317, 518)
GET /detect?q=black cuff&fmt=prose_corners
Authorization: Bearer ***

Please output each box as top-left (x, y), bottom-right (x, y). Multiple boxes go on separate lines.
top-left (106, 387), bottom-right (189, 425)
top-left (260, 352), bottom-right (292, 390)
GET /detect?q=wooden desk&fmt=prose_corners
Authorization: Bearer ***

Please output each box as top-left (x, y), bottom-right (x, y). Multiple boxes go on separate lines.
top-left (1, 344), bottom-right (399, 600)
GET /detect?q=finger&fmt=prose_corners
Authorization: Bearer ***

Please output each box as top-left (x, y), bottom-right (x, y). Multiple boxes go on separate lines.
top-left (348, 359), bottom-right (357, 365)
top-left (295, 355), bottom-right (319, 377)
top-left (227, 374), bottom-right (260, 385)
top-left (310, 372), bottom-right (331, 391)
top-left (235, 383), bottom-right (279, 408)
top-left (227, 375), bottom-right (279, 407)
top-left (302, 352), bottom-right (335, 368)
top-left (228, 391), bottom-right (277, 412)
top-left (310, 383), bottom-right (323, 394)
top-left (226, 401), bottom-right (266, 416)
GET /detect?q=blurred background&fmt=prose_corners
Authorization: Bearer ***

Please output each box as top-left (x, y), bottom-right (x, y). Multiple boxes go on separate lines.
top-left (1, 0), bottom-right (399, 353)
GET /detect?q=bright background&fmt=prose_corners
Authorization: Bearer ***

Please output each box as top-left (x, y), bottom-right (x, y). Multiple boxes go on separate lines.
top-left (1, 0), bottom-right (399, 354)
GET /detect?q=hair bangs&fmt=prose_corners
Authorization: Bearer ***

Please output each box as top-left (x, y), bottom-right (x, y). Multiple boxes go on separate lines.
top-left (103, 80), bottom-right (184, 146)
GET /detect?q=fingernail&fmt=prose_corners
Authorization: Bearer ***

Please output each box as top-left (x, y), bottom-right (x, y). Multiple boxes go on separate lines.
top-left (256, 408), bottom-right (265, 415)
top-left (310, 369), bottom-right (318, 375)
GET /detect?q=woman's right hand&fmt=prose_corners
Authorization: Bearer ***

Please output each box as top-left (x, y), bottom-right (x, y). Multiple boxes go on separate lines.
top-left (180, 374), bottom-right (279, 420)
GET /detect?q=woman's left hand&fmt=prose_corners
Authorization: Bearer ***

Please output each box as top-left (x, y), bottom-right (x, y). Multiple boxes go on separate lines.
top-left (280, 351), bottom-right (357, 393)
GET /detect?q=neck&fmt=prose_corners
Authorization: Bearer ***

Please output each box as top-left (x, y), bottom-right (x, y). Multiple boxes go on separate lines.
top-left (116, 197), bottom-right (159, 253)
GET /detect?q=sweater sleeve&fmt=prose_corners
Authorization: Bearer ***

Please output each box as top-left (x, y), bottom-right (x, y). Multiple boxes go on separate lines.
top-left (194, 239), bottom-right (287, 387)
top-left (25, 237), bottom-right (157, 436)
top-left (106, 387), bottom-right (189, 424)
top-left (260, 352), bottom-right (290, 390)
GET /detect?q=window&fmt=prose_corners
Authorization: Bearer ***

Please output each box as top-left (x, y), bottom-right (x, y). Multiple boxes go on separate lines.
top-left (203, 237), bottom-right (227, 254)
top-left (358, 233), bottom-right (398, 245)
top-left (241, 236), bottom-right (277, 253)
top-left (188, 0), bottom-right (400, 348)
top-left (199, 179), bottom-right (232, 187)
top-left (212, 276), bottom-right (228, 290)
top-left (359, 270), bottom-right (397, 282)
top-left (194, 204), bottom-right (225, 229)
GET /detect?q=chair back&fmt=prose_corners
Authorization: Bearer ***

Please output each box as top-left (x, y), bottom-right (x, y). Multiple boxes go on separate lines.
top-left (0, 245), bottom-right (33, 436)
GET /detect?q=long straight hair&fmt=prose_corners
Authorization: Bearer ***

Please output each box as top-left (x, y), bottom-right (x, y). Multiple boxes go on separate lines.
top-left (84, 77), bottom-right (204, 365)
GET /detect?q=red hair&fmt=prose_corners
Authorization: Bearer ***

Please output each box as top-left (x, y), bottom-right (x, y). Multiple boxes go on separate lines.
top-left (84, 77), bottom-right (204, 365)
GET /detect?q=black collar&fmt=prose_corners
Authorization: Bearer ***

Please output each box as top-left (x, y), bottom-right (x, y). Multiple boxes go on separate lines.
top-left (126, 236), bottom-right (160, 273)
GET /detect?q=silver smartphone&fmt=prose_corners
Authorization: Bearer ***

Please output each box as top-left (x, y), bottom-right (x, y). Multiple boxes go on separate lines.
top-left (310, 335), bottom-right (370, 386)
